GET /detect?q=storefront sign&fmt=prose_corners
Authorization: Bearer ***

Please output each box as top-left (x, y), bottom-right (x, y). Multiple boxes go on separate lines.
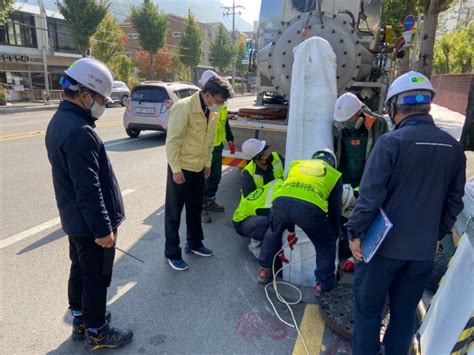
top-left (0, 53), bottom-right (43, 64)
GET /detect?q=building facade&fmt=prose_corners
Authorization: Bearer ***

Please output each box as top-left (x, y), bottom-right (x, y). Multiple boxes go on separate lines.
top-left (0, 2), bottom-right (81, 101)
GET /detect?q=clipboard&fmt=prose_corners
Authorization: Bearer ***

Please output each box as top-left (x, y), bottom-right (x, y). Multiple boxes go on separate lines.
top-left (361, 208), bottom-right (393, 263)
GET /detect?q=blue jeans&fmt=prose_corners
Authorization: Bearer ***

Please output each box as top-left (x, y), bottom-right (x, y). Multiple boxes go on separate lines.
top-left (352, 255), bottom-right (433, 355)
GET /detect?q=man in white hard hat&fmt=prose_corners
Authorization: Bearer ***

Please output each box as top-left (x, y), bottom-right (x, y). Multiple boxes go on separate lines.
top-left (257, 150), bottom-right (342, 298)
top-left (45, 58), bottom-right (133, 350)
top-left (236, 138), bottom-right (285, 255)
top-left (333, 92), bottom-right (388, 188)
top-left (165, 76), bottom-right (233, 271)
top-left (346, 71), bottom-right (466, 355)
top-left (197, 70), bottom-right (236, 223)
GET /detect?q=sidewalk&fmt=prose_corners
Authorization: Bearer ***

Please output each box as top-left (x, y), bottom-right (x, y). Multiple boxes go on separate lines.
top-left (430, 103), bottom-right (466, 141)
top-left (0, 101), bottom-right (60, 114)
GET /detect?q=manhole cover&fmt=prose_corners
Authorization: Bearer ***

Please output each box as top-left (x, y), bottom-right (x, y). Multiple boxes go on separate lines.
top-left (319, 284), bottom-right (389, 340)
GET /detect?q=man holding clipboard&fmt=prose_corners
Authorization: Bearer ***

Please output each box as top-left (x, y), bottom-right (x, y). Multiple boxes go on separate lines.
top-left (345, 72), bottom-right (466, 355)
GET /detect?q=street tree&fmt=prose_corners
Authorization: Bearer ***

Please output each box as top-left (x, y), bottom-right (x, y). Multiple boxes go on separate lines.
top-left (179, 10), bottom-right (203, 80)
top-left (129, 0), bottom-right (168, 80)
top-left (415, 0), bottom-right (457, 76)
top-left (57, 0), bottom-right (109, 57)
top-left (209, 25), bottom-right (234, 73)
top-left (0, 0), bottom-right (14, 22)
top-left (91, 12), bottom-right (134, 83)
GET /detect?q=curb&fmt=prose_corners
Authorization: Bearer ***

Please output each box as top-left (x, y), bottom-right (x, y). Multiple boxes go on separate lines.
top-left (0, 104), bottom-right (59, 114)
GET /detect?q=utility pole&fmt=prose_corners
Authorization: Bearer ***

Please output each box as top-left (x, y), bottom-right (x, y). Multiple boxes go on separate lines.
top-left (222, 0), bottom-right (244, 86)
top-left (38, 0), bottom-right (50, 104)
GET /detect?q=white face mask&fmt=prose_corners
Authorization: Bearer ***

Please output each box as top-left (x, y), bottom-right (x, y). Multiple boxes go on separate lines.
top-left (90, 100), bottom-right (106, 118)
top-left (209, 103), bottom-right (223, 112)
top-left (85, 94), bottom-right (106, 118)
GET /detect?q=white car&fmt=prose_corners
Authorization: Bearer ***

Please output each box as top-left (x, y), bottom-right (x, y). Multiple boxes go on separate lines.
top-left (123, 81), bottom-right (199, 138)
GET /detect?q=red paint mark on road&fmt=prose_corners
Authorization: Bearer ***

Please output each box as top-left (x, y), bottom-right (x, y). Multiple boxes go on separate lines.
top-left (235, 313), bottom-right (290, 341)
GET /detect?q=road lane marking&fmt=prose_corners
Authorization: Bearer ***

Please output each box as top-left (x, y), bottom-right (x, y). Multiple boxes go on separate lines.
top-left (292, 304), bottom-right (325, 355)
top-left (0, 189), bottom-right (135, 250)
top-left (0, 120), bottom-right (122, 142)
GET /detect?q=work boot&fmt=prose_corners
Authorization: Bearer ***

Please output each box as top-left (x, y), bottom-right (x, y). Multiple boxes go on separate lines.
top-left (247, 238), bottom-right (262, 258)
top-left (257, 267), bottom-right (272, 284)
top-left (207, 200), bottom-right (224, 212)
top-left (201, 208), bottom-right (212, 223)
top-left (86, 324), bottom-right (133, 351)
top-left (72, 311), bottom-right (111, 341)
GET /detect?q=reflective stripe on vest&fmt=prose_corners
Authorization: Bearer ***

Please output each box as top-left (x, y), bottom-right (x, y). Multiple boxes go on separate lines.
top-left (213, 106), bottom-right (228, 147)
top-left (232, 179), bottom-right (283, 223)
top-left (243, 152), bottom-right (284, 189)
top-left (275, 159), bottom-right (341, 213)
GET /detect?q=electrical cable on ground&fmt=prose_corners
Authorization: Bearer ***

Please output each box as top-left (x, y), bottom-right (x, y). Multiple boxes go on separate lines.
top-left (263, 242), bottom-right (317, 355)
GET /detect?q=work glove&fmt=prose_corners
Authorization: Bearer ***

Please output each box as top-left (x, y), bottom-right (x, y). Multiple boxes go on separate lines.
top-left (287, 232), bottom-right (297, 250)
top-left (278, 250), bottom-right (289, 264)
top-left (228, 141), bottom-right (236, 154)
top-left (341, 257), bottom-right (356, 272)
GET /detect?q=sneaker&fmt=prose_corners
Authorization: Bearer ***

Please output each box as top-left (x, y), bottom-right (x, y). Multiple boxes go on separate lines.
top-left (247, 238), bottom-right (262, 258)
top-left (184, 245), bottom-right (214, 257)
top-left (72, 311), bottom-right (111, 341)
top-left (201, 208), bottom-right (212, 223)
top-left (167, 258), bottom-right (189, 271)
top-left (86, 325), bottom-right (133, 351)
top-left (208, 201), bottom-right (224, 212)
top-left (257, 267), bottom-right (272, 284)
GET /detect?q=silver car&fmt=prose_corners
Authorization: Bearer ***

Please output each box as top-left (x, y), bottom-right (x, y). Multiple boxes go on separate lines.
top-left (123, 81), bottom-right (199, 138)
top-left (109, 81), bottom-right (131, 107)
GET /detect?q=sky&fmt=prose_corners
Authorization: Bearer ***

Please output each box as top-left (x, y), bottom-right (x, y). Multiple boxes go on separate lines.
top-left (220, 0), bottom-right (262, 26)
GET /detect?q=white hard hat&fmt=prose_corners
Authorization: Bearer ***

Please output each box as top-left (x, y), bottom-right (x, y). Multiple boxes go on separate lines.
top-left (64, 58), bottom-right (114, 102)
top-left (334, 93), bottom-right (362, 122)
top-left (385, 71), bottom-right (435, 105)
top-left (341, 184), bottom-right (357, 218)
top-left (242, 138), bottom-right (267, 160)
top-left (199, 70), bottom-right (218, 87)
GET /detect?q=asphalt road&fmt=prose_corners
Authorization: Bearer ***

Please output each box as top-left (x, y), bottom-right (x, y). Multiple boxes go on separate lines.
top-left (0, 96), bottom-right (465, 354)
top-left (0, 95), bottom-right (311, 354)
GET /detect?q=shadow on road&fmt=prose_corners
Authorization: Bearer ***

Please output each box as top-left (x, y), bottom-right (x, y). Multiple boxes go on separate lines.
top-left (105, 132), bottom-right (166, 152)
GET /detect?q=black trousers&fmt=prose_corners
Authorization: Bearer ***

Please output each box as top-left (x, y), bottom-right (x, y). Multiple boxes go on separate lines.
top-left (68, 235), bottom-right (115, 328)
top-left (258, 197), bottom-right (337, 290)
top-left (233, 216), bottom-right (269, 241)
top-left (164, 166), bottom-right (205, 260)
top-left (203, 145), bottom-right (223, 205)
top-left (352, 255), bottom-right (433, 355)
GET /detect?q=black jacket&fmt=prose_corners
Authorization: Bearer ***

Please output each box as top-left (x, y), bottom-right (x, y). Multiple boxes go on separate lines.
top-left (45, 101), bottom-right (125, 238)
top-left (346, 114), bottom-right (465, 261)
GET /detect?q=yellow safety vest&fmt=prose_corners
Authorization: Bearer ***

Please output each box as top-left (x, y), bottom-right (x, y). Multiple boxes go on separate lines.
top-left (275, 159), bottom-right (341, 213)
top-left (213, 106), bottom-right (228, 147)
top-left (243, 152), bottom-right (284, 189)
top-left (233, 179), bottom-right (283, 223)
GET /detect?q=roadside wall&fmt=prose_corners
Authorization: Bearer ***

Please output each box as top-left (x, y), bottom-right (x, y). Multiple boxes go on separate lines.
top-left (431, 74), bottom-right (473, 115)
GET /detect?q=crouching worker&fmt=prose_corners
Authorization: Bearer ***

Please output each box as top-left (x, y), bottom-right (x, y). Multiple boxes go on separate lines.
top-left (232, 179), bottom-right (283, 257)
top-left (257, 150), bottom-right (342, 297)
top-left (240, 138), bottom-right (285, 255)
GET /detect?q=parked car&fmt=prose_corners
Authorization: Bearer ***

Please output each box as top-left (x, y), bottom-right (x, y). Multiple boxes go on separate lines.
top-left (123, 81), bottom-right (199, 138)
top-left (109, 80), bottom-right (130, 107)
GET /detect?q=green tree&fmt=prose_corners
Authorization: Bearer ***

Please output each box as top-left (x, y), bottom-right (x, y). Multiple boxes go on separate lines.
top-left (57, 0), bottom-right (109, 56)
top-left (92, 13), bottom-right (133, 82)
top-left (209, 25), bottom-right (234, 73)
top-left (434, 20), bottom-right (473, 73)
top-left (0, 0), bottom-right (14, 22)
top-left (179, 10), bottom-right (203, 79)
top-left (129, 0), bottom-right (168, 80)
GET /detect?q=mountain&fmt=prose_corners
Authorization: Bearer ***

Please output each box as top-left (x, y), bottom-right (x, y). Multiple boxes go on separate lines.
top-left (42, 0), bottom-right (254, 31)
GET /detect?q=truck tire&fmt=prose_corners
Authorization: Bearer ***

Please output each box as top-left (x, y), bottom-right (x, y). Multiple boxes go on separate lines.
top-left (126, 128), bottom-right (140, 138)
